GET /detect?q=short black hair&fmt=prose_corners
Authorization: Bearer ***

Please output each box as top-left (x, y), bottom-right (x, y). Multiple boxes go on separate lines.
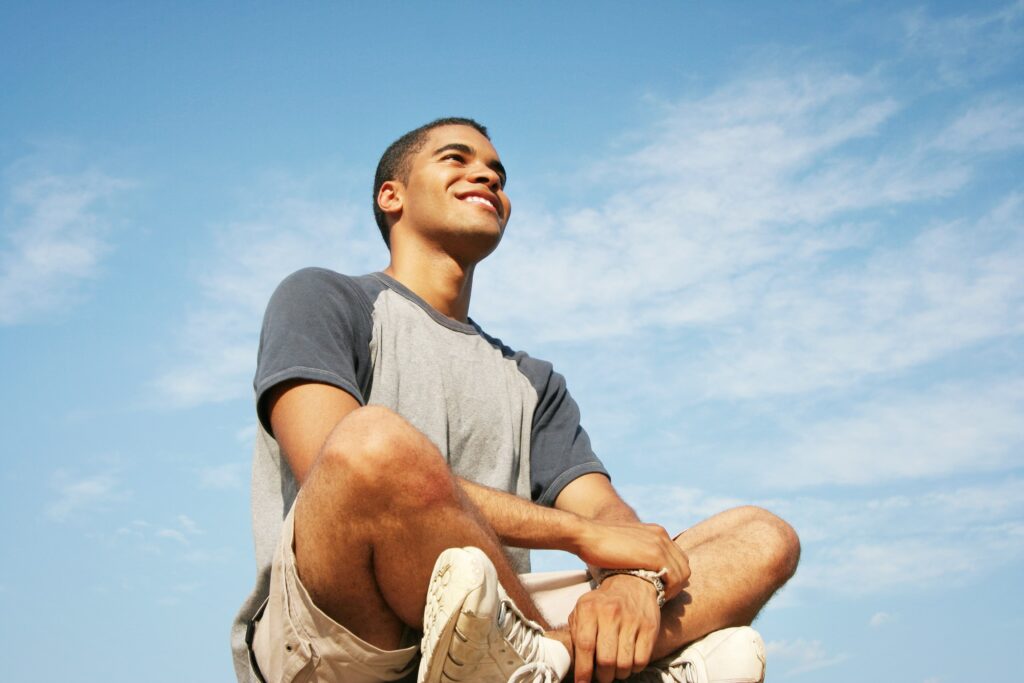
top-left (372, 117), bottom-right (490, 247)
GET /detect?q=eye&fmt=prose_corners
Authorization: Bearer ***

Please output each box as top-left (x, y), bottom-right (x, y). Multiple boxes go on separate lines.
top-left (441, 153), bottom-right (465, 163)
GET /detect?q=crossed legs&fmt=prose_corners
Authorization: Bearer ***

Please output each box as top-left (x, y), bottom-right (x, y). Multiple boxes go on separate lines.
top-left (288, 405), bottom-right (798, 672)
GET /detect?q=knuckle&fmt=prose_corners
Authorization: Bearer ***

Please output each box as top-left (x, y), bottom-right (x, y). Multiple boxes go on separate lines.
top-left (601, 601), bottom-right (622, 618)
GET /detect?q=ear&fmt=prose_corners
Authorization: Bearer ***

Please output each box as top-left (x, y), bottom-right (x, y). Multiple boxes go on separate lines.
top-left (377, 180), bottom-right (403, 218)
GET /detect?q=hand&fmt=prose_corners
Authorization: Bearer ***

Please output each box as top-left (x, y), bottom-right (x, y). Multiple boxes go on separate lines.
top-left (573, 519), bottom-right (690, 600)
top-left (568, 574), bottom-right (662, 683)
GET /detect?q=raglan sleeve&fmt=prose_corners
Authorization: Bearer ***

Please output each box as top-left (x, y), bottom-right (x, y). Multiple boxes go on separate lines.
top-left (253, 268), bottom-right (374, 435)
top-left (517, 353), bottom-right (610, 506)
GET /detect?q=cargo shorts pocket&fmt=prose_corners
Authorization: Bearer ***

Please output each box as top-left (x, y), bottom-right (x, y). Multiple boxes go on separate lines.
top-left (249, 592), bottom-right (318, 683)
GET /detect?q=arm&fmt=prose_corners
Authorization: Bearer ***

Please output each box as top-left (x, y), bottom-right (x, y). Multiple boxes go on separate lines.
top-left (267, 380), bottom-right (361, 484)
top-left (461, 476), bottom-right (688, 588)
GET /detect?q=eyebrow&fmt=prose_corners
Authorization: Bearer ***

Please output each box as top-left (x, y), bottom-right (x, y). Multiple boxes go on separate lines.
top-left (432, 143), bottom-right (507, 185)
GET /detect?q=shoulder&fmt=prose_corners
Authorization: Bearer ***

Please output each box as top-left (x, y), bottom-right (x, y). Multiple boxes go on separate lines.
top-left (267, 268), bottom-right (382, 318)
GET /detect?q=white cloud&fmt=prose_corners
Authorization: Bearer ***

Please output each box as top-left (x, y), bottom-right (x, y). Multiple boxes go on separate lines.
top-left (761, 378), bottom-right (1024, 488)
top-left (476, 73), bottom-right (1023, 404)
top-left (198, 461), bottom-right (249, 490)
top-left (176, 514), bottom-right (202, 535)
top-left (155, 514), bottom-right (204, 545)
top-left (235, 423), bottom-right (257, 444)
top-left (0, 160), bottom-right (131, 325)
top-left (157, 529), bottom-right (188, 544)
top-left (936, 96), bottom-right (1024, 153)
top-left (902, 1), bottom-right (1024, 85)
top-left (478, 70), bottom-right (941, 345)
top-left (153, 183), bottom-right (380, 407)
top-left (765, 638), bottom-right (848, 678)
top-left (47, 470), bottom-right (125, 521)
top-left (697, 195), bottom-right (1024, 400)
top-left (869, 611), bottom-right (894, 627)
top-left (621, 478), bottom-right (1024, 600)
top-left (159, 54), bottom-right (1023, 419)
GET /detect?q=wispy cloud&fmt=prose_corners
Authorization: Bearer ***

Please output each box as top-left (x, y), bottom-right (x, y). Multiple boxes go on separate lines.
top-left (902, 1), bottom-right (1024, 85)
top-left (869, 611), bottom-right (895, 628)
top-left (622, 478), bottom-right (1024, 599)
top-left (775, 479), bottom-right (1024, 598)
top-left (153, 180), bottom-right (379, 407)
top-left (155, 514), bottom-right (204, 545)
top-left (478, 75), bottom-right (1022, 407)
top-left (198, 461), bottom-right (249, 490)
top-left (47, 469), bottom-right (126, 521)
top-left (158, 17), bottom-right (1023, 425)
top-left (0, 158), bottom-right (131, 325)
top-left (761, 378), bottom-right (1024, 488)
top-left (765, 638), bottom-right (849, 678)
top-left (935, 95), bottom-right (1024, 153)
top-left (156, 528), bottom-right (188, 544)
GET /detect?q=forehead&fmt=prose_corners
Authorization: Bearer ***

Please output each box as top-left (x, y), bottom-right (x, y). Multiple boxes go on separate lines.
top-left (418, 125), bottom-right (501, 160)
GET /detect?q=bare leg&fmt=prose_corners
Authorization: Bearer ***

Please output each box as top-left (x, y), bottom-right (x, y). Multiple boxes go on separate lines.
top-left (650, 506), bottom-right (800, 660)
top-left (293, 405), bottom-right (547, 650)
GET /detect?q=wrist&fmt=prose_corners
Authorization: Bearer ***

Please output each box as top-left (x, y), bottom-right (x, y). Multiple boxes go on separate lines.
top-left (567, 513), bottom-right (596, 555)
top-left (593, 567), bottom-right (667, 607)
top-left (600, 572), bottom-right (658, 596)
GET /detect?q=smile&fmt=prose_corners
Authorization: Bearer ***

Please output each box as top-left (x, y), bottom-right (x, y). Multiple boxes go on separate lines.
top-left (460, 195), bottom-right (499, 214)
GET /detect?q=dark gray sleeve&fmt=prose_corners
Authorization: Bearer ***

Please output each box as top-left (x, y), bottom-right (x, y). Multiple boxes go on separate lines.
top-left (516, 353), bottom-right (609, 506)
top-left (254, 268), bottom-right (375, 434)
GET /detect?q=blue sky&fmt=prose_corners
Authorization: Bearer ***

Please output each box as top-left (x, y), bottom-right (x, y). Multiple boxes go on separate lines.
top-left (2, 2), bottom-right (1022, 682)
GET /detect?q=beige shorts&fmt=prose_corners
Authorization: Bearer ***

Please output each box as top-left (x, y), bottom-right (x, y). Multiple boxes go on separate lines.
top-left (248, 508), bottom-right (592, 683)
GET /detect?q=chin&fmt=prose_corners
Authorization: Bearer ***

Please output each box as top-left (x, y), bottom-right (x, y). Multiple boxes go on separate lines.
top-left (447, 228), bottom-right (503, 262)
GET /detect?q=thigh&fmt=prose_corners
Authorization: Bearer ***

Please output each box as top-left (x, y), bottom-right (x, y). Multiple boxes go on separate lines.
top-left (522, 569), bottom-right (592, 628)
top-left (252, 507), bottom-right (419, 683)
top-left (673, 506), bottom-right (770, 552)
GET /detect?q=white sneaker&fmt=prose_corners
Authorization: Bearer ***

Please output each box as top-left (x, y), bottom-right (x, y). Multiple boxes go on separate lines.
top-left (418, 547), bottom-right (571, 683)
top-left (629, 626), bottom-right (766, 683)
top-left (481, 584), bottom-right (571, 683)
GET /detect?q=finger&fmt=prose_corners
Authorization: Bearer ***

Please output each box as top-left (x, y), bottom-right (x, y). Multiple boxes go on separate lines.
top-left (572, 607), bottom-right (597, 683)
top-left (633, 620), bottom-right (655, 674)
top-left (662, 544), bottom-right (690, 599)
top-left (594, 620), bottom-right (619, 683)
top-left (615, 621), bottom-right (636, 680)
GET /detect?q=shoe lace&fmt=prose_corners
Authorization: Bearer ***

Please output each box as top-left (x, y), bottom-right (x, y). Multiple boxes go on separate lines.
top-left (507, 661), bottom-right (560, 683)
top-left (497, 599), bottom-right (545, 662)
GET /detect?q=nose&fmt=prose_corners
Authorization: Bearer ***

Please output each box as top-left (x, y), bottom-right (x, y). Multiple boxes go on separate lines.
top-left (469, 161), bottom-right (501, 190)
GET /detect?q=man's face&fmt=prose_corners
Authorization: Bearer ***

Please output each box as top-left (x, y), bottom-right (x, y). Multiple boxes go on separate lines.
top-left (384, 125), bottom-right (512, 255)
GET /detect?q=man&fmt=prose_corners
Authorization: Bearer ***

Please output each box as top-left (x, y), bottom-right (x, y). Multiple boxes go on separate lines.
top-left (230, 117), bottom-right (800, 683)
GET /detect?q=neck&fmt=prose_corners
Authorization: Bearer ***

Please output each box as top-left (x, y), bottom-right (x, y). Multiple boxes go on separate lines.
top-left (384, 242), bottom-right (476, 322)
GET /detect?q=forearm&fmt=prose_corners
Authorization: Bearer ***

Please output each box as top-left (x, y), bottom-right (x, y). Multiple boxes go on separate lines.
top-left (457, 478), bottom-right (588, 552)
top-left (586, 494), bottom-right (641, 525)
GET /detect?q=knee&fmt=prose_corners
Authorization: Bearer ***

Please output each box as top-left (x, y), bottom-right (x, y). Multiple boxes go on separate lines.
top-left (316, 406), bottom-right (457, 509)
top-left (735, 505), bottom-right (801, 583)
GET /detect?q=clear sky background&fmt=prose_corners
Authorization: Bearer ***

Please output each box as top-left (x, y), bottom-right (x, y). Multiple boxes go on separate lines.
top-left (2, 2), bottom-right (1022, 682)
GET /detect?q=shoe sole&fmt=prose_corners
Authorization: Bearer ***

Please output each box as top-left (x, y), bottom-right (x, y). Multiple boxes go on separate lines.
top-left (418, 547), bottom-right (498, 683)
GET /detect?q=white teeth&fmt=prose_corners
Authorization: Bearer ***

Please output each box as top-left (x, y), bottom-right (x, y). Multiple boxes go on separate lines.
top-left (463, 196), bottom-right (494, 210)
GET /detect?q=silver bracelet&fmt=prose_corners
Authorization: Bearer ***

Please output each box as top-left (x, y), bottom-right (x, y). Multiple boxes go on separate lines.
top-left (594, 567), bottom-right (667, 607)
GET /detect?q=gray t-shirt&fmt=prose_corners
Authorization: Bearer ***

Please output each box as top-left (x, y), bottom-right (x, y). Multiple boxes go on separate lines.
top-left (231, 268), bottom-right (607, 682)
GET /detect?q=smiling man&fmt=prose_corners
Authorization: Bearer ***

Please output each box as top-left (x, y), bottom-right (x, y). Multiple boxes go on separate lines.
top-left (230, 117), bottom-right (800, 683)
